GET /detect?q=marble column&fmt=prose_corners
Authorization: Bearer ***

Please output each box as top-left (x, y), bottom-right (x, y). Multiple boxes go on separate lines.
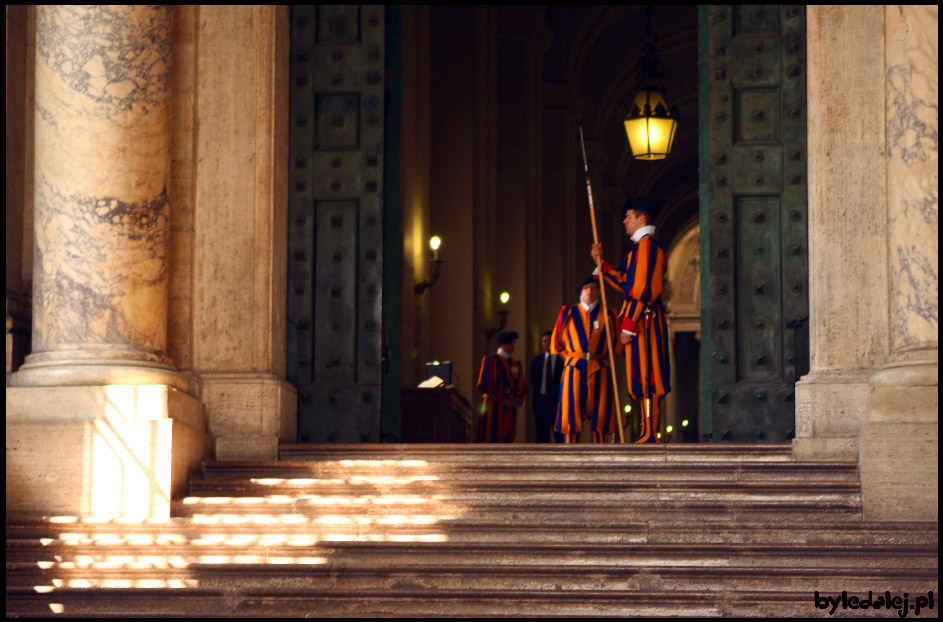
top-left (13, 5), bottom-right (184, 389)
top-left (860, 5), bottom-right (938, 521)
top-left (6, 6), bottom-right (211, 519)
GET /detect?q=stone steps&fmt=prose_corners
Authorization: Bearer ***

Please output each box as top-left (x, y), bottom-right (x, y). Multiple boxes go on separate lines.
top-left (6, 443), bottom-right (939, 617)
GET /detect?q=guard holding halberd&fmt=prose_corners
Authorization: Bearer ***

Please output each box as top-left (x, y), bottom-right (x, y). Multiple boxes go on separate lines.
top-left (592, 196), bottom-right (671, 443)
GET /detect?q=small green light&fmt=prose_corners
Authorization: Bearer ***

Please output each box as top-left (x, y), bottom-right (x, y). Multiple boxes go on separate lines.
top-left (666, 425), bottom-right (673, 433)
top-left (624, 405), bottom-right (631, 413)
top-left (500, 292), bottom-right (510, 304)
top-left (682, 419), bottom-right (689, 427)
top-left (429, 235), bottom-right (442, 251)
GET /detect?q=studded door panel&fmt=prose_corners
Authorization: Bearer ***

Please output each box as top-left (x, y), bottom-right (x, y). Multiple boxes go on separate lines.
top-left (703, 5), bottom-right (808, 442)
top-left (289, 6), bottom-right (385, 442)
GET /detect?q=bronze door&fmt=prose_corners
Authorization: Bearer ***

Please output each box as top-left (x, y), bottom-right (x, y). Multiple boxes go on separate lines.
top-left (288, 6), bottom-right (385, 442)
top-left (701, 5), bottom-right (809, 442)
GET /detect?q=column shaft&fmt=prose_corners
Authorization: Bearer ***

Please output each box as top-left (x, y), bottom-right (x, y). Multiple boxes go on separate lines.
top-left (14, 5), bottom-right (182, 389)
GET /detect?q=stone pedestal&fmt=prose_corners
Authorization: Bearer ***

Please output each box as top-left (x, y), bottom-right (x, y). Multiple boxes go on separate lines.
top-left (794, 372), bottom-right (870, 462)
top-left (200, 373), bottom-right (296, 461)
top-left (861, 361), bottom-right (938, 520)
top-left (6, 386), bottom-right (212, 519)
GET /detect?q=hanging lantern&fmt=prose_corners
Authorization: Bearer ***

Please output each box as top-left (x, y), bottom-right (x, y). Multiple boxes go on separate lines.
top-left (623, 6), bottom-right (680, 160)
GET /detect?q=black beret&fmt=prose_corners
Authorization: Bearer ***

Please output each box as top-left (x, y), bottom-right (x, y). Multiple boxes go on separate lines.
top-left (579, 274), bottom-right (600, 292)
top-left (622, 196), bottom-right (660, 222)
top-left (496, 331), bottom-right (519, 345)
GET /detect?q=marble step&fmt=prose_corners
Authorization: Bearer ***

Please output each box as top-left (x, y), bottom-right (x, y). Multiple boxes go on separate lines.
top-left (187, 477), bottom-right (862, 500)
top-left (8, 558), bottom-right (938, 595)
top-left (6, 586), bottom-right (938, 617)
top-left (7, 518), bottom-right (936, 546)
top-left (9, 539), bottom-right (936, 569)
top-left (278, 443), bottom-right (797, 463)
top-left (200, 459), bottom-right (861, 482)
top-left (170, 494), bottom-right (863, 523)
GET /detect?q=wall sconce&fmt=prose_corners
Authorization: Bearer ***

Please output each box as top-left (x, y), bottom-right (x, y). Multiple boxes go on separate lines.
top-left (623, 5), bottom-right (680, 160)
top-left (415, 235), bottom-right (444, 295)
top-left (485, 291), bottom-right (511, 339)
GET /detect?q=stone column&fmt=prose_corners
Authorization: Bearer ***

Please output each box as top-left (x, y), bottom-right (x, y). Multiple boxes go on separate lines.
top-left (6, 6), bottom-right (211, 519)
top-left (860, 5), bottom-right (938, 521)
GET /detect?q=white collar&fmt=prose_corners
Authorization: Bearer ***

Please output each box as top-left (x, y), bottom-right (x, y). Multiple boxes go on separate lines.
top-left (632, 225), bottom-right (656, 243)
top-left (580, 299), bottom-right (599, 312)
top-left (496, 347), bottom-right (510, 358)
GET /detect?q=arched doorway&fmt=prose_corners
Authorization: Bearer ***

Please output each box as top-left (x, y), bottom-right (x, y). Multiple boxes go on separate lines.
top-left (664, 220), bottom-right (702, 443)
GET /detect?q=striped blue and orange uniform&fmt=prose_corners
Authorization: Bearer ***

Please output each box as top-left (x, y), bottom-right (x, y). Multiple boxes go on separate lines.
top-left (600, 232), bottom-right (671, 443)
top-left (550, 303), bottom-right (623, 444)
top-left (476, 353), bottom-right (526, 443)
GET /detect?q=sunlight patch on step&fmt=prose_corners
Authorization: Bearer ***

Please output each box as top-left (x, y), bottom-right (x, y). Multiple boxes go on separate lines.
top-left (46, 578), bottom-right (199, 589)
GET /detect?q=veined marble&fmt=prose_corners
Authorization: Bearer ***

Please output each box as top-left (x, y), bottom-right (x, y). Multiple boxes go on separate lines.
top-left (885, 5), bottom-right (938, 360)
top-left (29, 5), bottom-right (172, 364)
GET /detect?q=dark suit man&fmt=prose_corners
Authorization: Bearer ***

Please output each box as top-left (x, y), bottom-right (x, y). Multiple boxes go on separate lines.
top-left (530, 331), bottom-right (564, 443)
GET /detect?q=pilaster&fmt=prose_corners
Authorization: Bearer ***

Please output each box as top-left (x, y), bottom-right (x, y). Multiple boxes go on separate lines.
top-left (192, 6), bottom-right (295, 460)
top-left (795, 5), bottom-right (888, 462)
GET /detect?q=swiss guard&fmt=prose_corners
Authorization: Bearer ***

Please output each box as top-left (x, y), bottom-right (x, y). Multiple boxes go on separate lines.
top-left (550, 274), bottom-right (623, 443)
top-left (592, 197), bottom-right (671, 443)
top-left (476, 331), bottom-right (526, 443)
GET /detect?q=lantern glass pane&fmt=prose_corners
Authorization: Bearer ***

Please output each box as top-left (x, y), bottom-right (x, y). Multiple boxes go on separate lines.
top-left (624, 100), bottom-right (678, 160)
top-left (624, 118), bottom-right (651, 158)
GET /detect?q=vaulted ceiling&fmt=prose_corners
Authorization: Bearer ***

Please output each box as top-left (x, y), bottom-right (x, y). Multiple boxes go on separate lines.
top-left (543, 5), bottom-right (700, 251)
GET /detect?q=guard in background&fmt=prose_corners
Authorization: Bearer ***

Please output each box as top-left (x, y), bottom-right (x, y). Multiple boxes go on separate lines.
top-left (477, 331), bottom-right (526, 443)
top-left (592, 197), bottom-right (671, 443)
top-left (550, 275), bottom-right (623, 444)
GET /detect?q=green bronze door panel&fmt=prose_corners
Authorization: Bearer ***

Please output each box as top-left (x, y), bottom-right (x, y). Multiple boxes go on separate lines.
top-left (701, 6), bottom-right (808, 442)
top-left (288, 6), bottom-right (385, 442)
